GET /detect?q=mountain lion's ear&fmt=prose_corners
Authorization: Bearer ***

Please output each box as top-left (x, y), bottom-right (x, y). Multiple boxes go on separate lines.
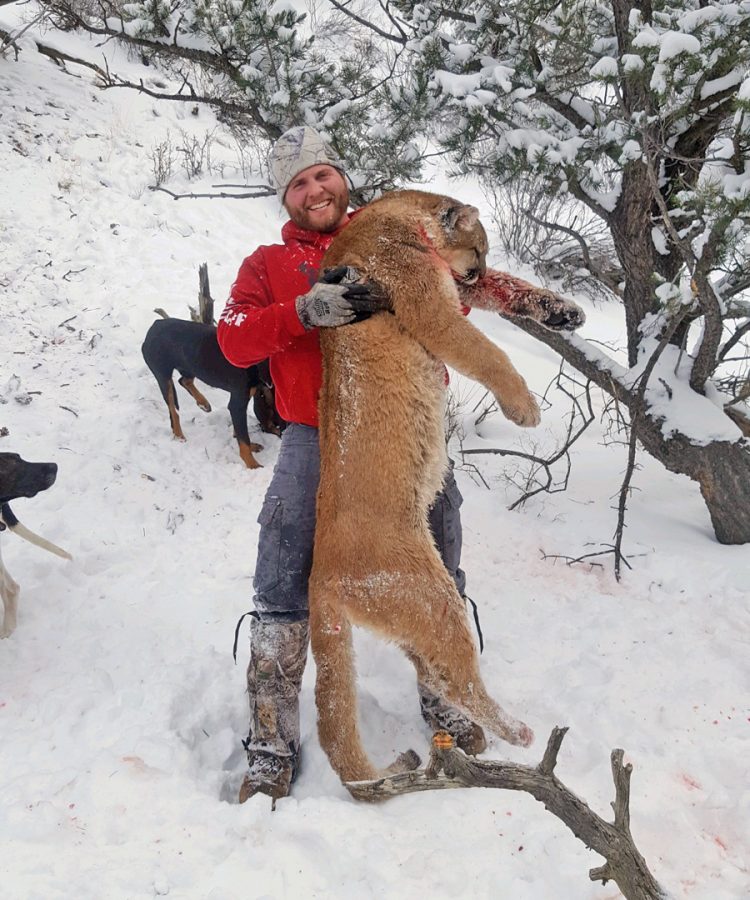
top-left (441, 204), bottom-right (480, 233)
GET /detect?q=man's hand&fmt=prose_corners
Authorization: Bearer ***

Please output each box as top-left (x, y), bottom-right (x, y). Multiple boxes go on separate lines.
top-left (296, 266), bottom-right (389, 330)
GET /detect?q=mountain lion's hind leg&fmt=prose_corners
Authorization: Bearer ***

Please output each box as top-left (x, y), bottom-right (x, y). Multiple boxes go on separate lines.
top-left (344, 558), bottom-right (534, 750)
top-left (310, 586), bottom-right (420, 788)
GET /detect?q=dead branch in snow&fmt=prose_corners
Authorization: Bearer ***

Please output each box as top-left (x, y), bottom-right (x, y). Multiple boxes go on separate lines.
top-left (0, 12), bottom-right (47, 58)
top-left (150, 186), bottom-right (274, 200)
top-left (347, 729), bottom-right (668, 900)
top-left (610, 311), bottom-right (688, 579)
top-left (540, 544), bottom-right (637, 571)
top-left (189, 263), bottom-right (214, 325)
top-left (32, 38), bottom-right (109, 79)
top-left (461, 364), bottom-right (595, 510)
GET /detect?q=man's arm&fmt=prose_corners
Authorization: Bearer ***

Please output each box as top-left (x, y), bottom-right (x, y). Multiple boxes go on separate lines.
top-left (219, 257), bottom-right (390, 367)
top-left (218, 251), bottom-right (309, 368)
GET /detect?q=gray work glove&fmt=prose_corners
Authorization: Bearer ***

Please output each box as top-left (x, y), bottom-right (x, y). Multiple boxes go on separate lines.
top-left (296, 266), bottom-right (388, 331)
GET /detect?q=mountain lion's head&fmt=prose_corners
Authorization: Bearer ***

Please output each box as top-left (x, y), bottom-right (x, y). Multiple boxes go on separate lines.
top-left (392, 193), bottom-right (489, 285)
top-left (435, 201), bottom-right (488, 285)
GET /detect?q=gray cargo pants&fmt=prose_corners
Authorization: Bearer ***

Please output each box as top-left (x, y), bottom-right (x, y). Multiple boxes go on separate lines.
top-left (253, 423), bottom-right (466, 620)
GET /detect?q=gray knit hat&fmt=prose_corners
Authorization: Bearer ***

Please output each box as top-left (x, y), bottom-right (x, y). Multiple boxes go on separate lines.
top-left (269, 126), bottom-right (346, 200)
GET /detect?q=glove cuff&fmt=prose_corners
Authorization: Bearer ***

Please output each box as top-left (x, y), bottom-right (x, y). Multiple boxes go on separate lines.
top-left (295, 294), bottom-right (315, 331)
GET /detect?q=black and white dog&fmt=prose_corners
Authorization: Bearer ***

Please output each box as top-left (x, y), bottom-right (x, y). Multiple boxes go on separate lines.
top-left (0, 452), bottom-right (71, 638)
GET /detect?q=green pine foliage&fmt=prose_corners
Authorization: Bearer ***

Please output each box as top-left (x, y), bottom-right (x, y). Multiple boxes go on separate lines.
top-left (392, 0), bottom-right (750, 386)
top-left (41, 0), bottom-right (426, 197)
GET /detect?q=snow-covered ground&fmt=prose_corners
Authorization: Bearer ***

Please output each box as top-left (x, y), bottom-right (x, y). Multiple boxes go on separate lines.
top-left (1, 20), bottom-right (748, 900)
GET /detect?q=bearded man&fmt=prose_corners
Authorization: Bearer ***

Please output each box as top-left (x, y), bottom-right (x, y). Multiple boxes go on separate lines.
top-left (218, 126), bottom-right (486, 802)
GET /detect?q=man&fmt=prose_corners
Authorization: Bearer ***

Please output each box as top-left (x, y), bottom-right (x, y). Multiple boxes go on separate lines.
top-left (218, 126), bottom-right (484, 803)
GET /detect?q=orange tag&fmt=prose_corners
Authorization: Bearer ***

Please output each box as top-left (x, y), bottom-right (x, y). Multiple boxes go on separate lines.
top-left (432, 731), bottom-right (455, 750)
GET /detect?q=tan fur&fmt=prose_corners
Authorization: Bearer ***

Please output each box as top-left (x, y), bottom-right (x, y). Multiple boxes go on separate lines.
top-left (308, 190), bottom-right (539, 788)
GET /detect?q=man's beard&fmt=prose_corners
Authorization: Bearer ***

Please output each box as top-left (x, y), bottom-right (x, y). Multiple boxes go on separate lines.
top-left (288, 190), bottom-right (349, 233)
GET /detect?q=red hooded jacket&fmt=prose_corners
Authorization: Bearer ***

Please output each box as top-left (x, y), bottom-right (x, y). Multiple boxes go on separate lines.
top-left (217, 211), bottom-right (482, 427)
top-left (217, 217), bottom-right (351, 427)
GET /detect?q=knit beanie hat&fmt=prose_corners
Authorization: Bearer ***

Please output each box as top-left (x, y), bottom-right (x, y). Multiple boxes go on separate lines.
top-left (269, 126), bottom-right (346, 200)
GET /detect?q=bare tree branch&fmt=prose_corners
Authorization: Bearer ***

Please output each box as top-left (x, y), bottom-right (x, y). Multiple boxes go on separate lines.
top-left (325, 0), bottom-right (407, 44)
top-left (150, 186), bottom-right (274, 200)
top-left (716, 269), bottom-right (750, 302)
top-left (525, 212), bottom-right (624, 298)
top-left (461, 365), bottom-right (595, 510)
top-left (348, 729), bottom-right (668, 900)
top-left (31, 38), bottom-right (109, 77)
top-left (717, 318), bottom-right (750, 365)
top-left (611, 312), bottom-right (686, 579)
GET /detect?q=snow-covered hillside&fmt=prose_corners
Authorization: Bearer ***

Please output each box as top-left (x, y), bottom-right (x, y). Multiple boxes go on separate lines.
top-left (1, 18), bottom-right (748, 900)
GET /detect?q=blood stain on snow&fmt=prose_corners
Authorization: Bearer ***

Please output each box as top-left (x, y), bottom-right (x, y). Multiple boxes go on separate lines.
top-left (678, 773), bottom-right (702, 791)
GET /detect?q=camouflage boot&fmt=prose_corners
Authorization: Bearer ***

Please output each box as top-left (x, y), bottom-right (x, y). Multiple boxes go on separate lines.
top-left (418, 683), bottom-right (487, 756)
top-left (238, 618), bottom-right (309, 804)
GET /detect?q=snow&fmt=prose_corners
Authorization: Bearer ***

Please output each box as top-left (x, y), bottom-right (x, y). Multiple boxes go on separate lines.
top-left (449, 42), bottom-right (475, 65)
top-left (621, 53), bottom-right (645, 73)
top-left (322, 99), bottom-right (352, 127)
top-left (658, 32), bottom-right (702, 62)
top-left (431, 70), bottom-right (482, 98)
top-left (1, 20), bottom-right (749, 900)
top-left (270, 0), bottom-right (302, 15)
top-left (632, 27), bottom-right (661, 50)
top-left (700, 69), bottom-right (745, 100)
top-left (590, 57), bottom-right (618, 79)
top-left (651, 226), bottom-right (669, 256)
top-left (620, 139), bottom-right (642, 163)
top-left (630, 345), bottom-right (744, 444)
top-left (579, 182), bottom-right (621, 213)
top-left (488, 64), bottom-right (514, 93)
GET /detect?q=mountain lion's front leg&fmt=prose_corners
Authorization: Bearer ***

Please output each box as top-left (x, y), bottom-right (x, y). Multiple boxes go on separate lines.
top-left (393, 271), bottom-right (540, 428)
top-left (460, 270), bottom-right (586, 331)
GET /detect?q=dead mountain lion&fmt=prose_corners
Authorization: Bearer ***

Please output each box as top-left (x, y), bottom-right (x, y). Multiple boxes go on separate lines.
top-left (309, 190), bottom-right (539, 789)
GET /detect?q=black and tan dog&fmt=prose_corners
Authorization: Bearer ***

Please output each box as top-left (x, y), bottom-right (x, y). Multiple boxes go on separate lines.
top-left (141, 318), bottom-right (285, 468)
top-left (1, 452), bottom-right (71, 638)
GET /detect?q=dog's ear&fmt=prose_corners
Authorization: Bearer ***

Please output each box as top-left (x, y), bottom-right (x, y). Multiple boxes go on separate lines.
top-left (441, 204), bottom-right (480, 234)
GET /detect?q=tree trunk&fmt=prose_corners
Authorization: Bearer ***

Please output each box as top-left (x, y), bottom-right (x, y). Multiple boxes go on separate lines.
top-left (504, 319), bottom-right (750, 544)
top-left (635, 420), bottom-right (750, 544)
top-left (610, 161), bottom-right (659, 367)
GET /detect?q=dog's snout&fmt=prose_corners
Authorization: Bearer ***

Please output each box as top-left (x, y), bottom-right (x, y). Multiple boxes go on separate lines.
top-left (0, 454), bottom-right (59, 503)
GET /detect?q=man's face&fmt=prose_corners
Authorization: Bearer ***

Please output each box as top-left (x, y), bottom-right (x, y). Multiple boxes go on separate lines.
top-left (283, 164), bottom-right (350, 233)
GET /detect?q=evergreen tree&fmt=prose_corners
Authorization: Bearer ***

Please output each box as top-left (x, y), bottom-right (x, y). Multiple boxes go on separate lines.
top-left (390, 0), bottom-right (750, 542)
top-left (38, 0), bottom-right (426, 198)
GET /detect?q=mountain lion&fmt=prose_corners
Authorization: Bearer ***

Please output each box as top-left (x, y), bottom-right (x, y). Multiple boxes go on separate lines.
top-left (310, 190), bottom-right (540, 788)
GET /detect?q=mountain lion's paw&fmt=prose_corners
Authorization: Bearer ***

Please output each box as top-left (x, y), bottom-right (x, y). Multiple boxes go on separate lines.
top-left (501, 389), bottom-right (541, 428)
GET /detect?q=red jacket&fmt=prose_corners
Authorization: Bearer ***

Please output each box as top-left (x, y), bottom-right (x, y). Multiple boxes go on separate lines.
top-left (218, 217), bottom-right (352, 427)
top-left (219, 212), bottom-right (483, 427)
